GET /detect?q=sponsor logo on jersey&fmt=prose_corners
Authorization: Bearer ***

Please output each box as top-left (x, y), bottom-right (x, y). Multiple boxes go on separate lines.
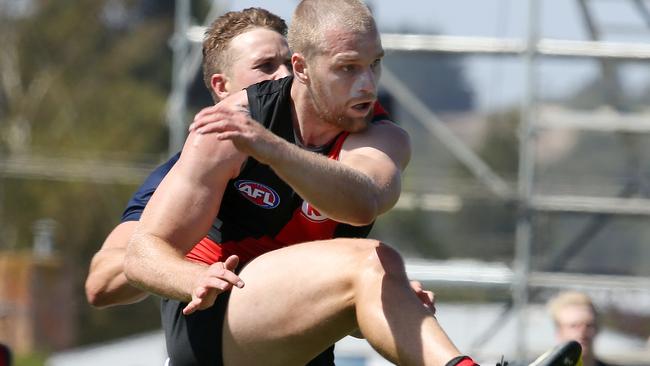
top-left (301, 201), bottom-right (328, 222)
top-left (235, 180), bottom-right (280, 209)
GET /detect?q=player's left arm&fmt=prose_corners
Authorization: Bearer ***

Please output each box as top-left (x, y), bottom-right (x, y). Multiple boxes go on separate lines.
top-left (339, 120), bottom-right (410, 214)
top-left (269, 119), bottom-right (410, 226)
top-left (189, 98), bottom-right (410, 226)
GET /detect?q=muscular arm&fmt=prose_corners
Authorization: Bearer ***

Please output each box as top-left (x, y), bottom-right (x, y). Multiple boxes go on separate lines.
top-left (268, 121), bottom-right (411, 225)
top-left (85, 221), bottom-right (148, 307)
top-left (191, 95), bottom-right (411, 226)
top-left (124, 131), bottom-right (246, 302)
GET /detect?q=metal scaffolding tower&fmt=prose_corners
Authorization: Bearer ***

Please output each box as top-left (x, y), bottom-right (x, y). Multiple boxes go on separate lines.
top-left (167, 0), bottom-right (229, 156)
top-left (377, 0), bottom-right (650, 359)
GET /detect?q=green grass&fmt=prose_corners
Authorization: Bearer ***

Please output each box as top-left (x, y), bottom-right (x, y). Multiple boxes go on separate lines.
top-left (14, 352), bottom-right (48, 366)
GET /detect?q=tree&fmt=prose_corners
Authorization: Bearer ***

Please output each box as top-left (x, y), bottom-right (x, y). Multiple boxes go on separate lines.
top-left (0, 0), bottom-right (214, 349)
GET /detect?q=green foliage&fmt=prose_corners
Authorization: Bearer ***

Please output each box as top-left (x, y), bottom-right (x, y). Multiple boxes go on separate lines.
top-left (1, 0), bottom-right (173, 248)
top-left (439, 109), bottom-right (520, 261)
top-left (476, 109), bottom-right (520, 176)
top-left (14, 351), bottom-right (48, 366)
top-left (0, 0), bottom-right (200, 351)
top-left (8, 0), bottom-right (170, 157)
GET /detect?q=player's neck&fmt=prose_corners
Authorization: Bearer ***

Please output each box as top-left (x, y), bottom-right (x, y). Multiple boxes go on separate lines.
top-left (290, 82), bottom-right (342, 148)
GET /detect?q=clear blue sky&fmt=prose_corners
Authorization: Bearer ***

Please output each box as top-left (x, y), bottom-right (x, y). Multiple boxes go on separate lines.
top-left (227, 0), bottom-right (650, 110)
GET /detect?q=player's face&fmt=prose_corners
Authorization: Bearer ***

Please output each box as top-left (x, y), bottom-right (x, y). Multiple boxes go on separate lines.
top-left (555, 305), bottom-right (597, 355)
top-left (226, 28), bottom-right (292, 93)
top-left (307, 27), bottom-right (383, 133)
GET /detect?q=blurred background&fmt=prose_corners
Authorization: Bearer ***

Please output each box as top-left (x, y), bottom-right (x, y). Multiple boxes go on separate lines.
top-left (1, 0), bottom-right (649, 365)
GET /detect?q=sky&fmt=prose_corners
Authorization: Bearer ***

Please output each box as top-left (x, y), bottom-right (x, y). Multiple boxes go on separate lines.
top-left (225, 0), bottom-right (650, 110)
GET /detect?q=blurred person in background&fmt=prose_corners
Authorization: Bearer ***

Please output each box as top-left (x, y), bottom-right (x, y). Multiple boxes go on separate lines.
top-left (548, 291), bottom-right (613, 366)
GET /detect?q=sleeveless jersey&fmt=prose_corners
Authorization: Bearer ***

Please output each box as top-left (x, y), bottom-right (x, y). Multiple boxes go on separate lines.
top-left (121, 76), bottom-right (390, 266)
top-left (186, 76), bottom-right (382, 265)
top-left (148, 77), bottom-right (390, 366)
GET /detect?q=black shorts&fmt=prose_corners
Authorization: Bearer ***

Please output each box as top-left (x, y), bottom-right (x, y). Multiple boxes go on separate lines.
top-left (161, 294), bottom-right (335, 366)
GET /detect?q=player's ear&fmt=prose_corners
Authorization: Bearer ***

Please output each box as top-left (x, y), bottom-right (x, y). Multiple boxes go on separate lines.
top-left (292, 53), bottom-right (309, 84)
top-left (211, 73), bottom-right (230, 100)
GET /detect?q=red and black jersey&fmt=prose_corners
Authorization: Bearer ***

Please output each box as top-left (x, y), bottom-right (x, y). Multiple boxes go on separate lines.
top-left (186, 76), bottom-right (388, 266)
top-left (147, 76), bottom-right (391, 366)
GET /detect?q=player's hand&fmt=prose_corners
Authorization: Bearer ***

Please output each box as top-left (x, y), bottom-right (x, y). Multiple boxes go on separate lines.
top-left (182, 255), bottom-right (244, 315)
top-left (410, 280), bottom-right (435, 314)
top-left (188, 104), bottom-right (282, 165)
top-left (188, 91), bottom-right (249, 132)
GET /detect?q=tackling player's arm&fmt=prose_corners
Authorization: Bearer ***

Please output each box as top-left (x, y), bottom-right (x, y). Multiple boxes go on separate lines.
top-left (85, 221), bottom-right (148, 307)
top-left (86, 158), bottom-right (178, 308)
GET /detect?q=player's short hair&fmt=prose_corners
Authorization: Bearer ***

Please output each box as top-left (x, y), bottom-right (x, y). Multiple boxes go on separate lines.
top-left (288, 0), bottom-right (376, 61)
top-left (547, 291), bottom-right (598, 326)
top-left (202, 7), bottom-right (287, 91)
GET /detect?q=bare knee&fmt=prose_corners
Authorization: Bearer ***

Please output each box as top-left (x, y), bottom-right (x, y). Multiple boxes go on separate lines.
top-left (345, 239), bottom-right (407, 283)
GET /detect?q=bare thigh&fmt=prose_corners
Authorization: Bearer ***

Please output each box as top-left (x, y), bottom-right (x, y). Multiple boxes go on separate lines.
top-left (222, 238), bottom-right (378, 366)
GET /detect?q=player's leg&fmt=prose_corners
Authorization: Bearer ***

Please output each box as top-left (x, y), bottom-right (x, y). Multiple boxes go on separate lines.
top-left (221, 238), bottom-right (462, 366)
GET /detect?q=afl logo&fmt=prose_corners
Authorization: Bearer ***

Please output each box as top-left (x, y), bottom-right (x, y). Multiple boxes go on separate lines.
top-left (235, 180), bottom-right (280, 209)
top-left (301, 201), bottom-right (328, 222)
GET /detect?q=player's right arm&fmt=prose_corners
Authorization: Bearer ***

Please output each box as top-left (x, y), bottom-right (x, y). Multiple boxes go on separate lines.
top-left (124, 122), bottom-right (247, 307)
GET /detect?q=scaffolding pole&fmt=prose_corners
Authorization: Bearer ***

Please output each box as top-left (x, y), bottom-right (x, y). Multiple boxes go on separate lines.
top-left (513, 0), bottom-right (540, 359)
top-left (167, 0), bottom-right (191, 157)
top-left (379, 67), bottom-right (512, 200)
